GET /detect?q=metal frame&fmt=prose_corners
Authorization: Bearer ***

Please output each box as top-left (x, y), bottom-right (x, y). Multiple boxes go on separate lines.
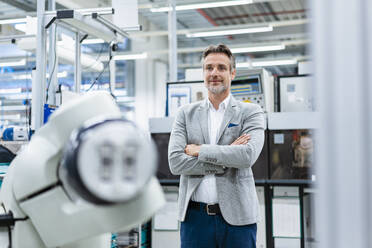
top-left (34, 4), bottom-right (139, 129)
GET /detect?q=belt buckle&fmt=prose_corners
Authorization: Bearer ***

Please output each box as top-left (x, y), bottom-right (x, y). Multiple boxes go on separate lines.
top-left (206, 204), bottom-right (216, 216)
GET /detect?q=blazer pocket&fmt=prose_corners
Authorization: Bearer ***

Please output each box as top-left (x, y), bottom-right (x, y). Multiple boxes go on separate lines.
top-left (224, 125), bottom-right (241, 138)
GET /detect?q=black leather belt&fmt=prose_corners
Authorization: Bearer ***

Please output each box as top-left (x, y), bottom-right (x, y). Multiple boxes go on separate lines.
top-left (188, 201), bottom-right (221, 216)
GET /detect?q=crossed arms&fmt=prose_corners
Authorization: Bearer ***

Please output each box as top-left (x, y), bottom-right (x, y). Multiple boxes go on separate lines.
top-left (168, 105), bottom-right (265, 176)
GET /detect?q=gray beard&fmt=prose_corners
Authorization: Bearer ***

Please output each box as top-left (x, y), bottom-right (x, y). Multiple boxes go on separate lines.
top-left (207, 84), bottom-right (228, 94)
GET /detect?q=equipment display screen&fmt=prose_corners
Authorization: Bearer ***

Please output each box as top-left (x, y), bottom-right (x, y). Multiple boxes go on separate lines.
top-left (231, 75), bottom-right (262, 96)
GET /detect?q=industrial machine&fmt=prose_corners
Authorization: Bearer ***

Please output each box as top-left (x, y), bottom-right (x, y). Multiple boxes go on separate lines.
top-left (0, 92), bottom-right (165, 248)
top-left (1, 126), bottom-right (29, 141)
top-left (231, 69), bottom-right (274, 112)
top-left (166, 68), bottom-right (274, 116)
top-left (278, 75), bottom-right (315, 112)
top-left (269, 129), bottom-right (315, 180)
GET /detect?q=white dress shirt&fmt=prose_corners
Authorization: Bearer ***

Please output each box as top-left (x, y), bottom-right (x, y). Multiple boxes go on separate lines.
top-left (191, 94), bottom-right (231, 204)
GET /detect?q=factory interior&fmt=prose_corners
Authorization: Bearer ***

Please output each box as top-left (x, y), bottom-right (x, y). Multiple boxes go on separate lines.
top-left (0, 0), bottom-right (370, 248)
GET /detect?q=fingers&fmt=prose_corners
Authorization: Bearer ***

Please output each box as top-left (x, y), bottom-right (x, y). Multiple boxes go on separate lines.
top-left (231, 134), bottom-right (251, 145)
top-left (184, 145), bottom-right (191, 154)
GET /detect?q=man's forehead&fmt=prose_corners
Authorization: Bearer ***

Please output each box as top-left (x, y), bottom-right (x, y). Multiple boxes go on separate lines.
top-left (204, 54), bottom-right (230, 66)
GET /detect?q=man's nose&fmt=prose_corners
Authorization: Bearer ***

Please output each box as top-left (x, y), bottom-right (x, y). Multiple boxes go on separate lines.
top-left (211, 67), bottom-right (219, 75)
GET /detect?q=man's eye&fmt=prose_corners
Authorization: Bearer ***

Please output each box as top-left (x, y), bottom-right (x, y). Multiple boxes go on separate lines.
top-left (218, 66), bottom-right (227, 71)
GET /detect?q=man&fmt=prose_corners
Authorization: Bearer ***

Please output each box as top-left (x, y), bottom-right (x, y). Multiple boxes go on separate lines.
top-left (168, 44), bottom-right (265, 248)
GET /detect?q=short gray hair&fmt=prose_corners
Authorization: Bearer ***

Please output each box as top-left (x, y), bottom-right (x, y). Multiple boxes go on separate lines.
top-left (202, 44), bottom-right (236, 71)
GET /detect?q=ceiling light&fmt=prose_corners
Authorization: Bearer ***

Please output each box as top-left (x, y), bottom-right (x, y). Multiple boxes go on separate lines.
top-left (151, 0), bottom-right (253, 12)
top-left (186, 26), bottom-right (273, 38)
top-left (114, 52), bottom-right (148, 60)
top-left (231, 44), bottom-right (285, 54)
top-left (0, 18), bottom-right (27, 25)
top-left (252, 59), bottom-right (297, 67)
top-left (82, 38), bottom-right (105, 44)
top-left (0, 88), bottom-right (22, 94)
top-left (14, 23), bottom-right (27, 33)
top-left (13, 71), bottom-right (68, 80)
top-left (236, 59), bottom-right (298, 68)
top-left (0, 59), bottom-right (26, 67)
top-left (0, 114), bottom-right (21, 120)
top-left (12, 74), bottom-right (31, 80)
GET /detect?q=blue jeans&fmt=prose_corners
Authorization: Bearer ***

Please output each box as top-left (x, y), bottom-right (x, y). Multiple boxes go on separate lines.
top-left (181, 203), bottom-right (257, 248)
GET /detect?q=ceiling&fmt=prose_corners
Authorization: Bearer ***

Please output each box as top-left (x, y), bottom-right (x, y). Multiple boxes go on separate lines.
top-left (0, 0), bottom-right (310, 76)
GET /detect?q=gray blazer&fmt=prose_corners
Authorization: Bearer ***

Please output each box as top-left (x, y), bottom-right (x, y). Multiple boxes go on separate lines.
top-left (168, 96), bottom-right (265, 226)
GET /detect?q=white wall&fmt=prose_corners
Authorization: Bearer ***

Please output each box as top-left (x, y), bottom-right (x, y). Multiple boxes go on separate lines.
top-left (134, 17), bottom-right (168, 131)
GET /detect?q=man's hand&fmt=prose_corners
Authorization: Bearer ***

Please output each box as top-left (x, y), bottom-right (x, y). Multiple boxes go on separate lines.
top-left (185, 144), bottom-right (201, 157)
top-left (231, 134), bottom-right (251, 145)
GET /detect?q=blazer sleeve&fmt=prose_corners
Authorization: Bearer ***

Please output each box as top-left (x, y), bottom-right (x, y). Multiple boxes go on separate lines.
top-left (198, 104), bottom-right (265, 168)
top-left (168, 107), bottom-right (225, 175)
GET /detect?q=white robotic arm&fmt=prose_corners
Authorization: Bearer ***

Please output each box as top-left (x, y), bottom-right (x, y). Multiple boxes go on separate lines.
top-left (0, 92), bottom-right (165, 248)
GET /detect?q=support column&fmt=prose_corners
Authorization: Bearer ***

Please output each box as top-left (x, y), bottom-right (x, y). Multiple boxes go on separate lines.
top-left (74, 32), bottom-right (81, 93)
top-left (312, 0), bottom-right (372, 247)
top-left (47, 0), bottom-right (57, 105)
top-left (109, 59), bottom-right (116, 93)
top-left (34, 0), bottom-right (47, 129)
top-left (168, 0), bottom-right (177, 82)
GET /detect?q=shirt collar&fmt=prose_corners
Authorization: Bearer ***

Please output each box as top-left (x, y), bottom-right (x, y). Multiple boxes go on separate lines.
top-left (207, 94), bottom-right (231, 111)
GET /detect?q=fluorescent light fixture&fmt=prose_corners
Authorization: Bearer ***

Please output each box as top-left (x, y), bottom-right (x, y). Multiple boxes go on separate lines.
top-left (231, 44), bottom-right (285, 54)
top-left (82, 38), bottom-right (105, 44)
top-left (0, 114), bottom-right (21, 120)
top-left (186, 26), bottom-right (273, 38)
top-left (114, 52), bottom-right (148, 61)
top-left (0, 59), bottom-right (26, 67)
top-left (12, 74), bottom-right (31, 80)
top-left (2, 93), bottom-right (31, 100)
top-left (0, 105), bottom-right (27, 111)
top-left (0, 18), bottom-right (27, 25)
top-left (14, 23), bottom-right (27, 33)
top-left (151, 0), bottom-right (253, 12)
top-left (236, 58), bottom-right (298, 68)
top-left (0, 88), bottom-right (22, 94)
top-left (252, 59), bottom-right (297, 67)
top-left (13, 71), bottom-right (68, 80)
top-left (236, 62), bottom-right (251, 68)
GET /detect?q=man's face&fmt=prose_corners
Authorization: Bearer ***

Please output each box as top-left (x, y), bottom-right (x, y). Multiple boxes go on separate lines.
top-left (203, 52), bottom-right (236, 95)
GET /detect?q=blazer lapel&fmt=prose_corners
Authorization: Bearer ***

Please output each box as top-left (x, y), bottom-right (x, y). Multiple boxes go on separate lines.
top-left (197, 100), bottom-right (210, 144)
top-left (216, 96), bottom-right (237, 144)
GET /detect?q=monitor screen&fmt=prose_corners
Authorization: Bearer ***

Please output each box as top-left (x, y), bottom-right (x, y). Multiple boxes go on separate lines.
top-left (151, 133), bottom-right (180, 181)
top-left (167, 81), bottom-right (206, 117)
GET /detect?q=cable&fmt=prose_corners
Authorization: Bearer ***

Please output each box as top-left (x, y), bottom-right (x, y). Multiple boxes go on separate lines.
top-left (81, 42), bottom-right (106, 70)
top-left (7, 224), bottom-right (11, 248)
top-left (85, 59), bottom-right (111, 92)
top-left (25, 53), bottom-right (31, 133)
top-left (45, 27), bottom-right (58, 103)
top-left (85, 40), bottom-right (117, 92)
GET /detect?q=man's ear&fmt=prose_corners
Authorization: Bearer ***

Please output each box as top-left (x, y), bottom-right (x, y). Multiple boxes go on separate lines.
top-left (231, 69), bottom-right (236, 80)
